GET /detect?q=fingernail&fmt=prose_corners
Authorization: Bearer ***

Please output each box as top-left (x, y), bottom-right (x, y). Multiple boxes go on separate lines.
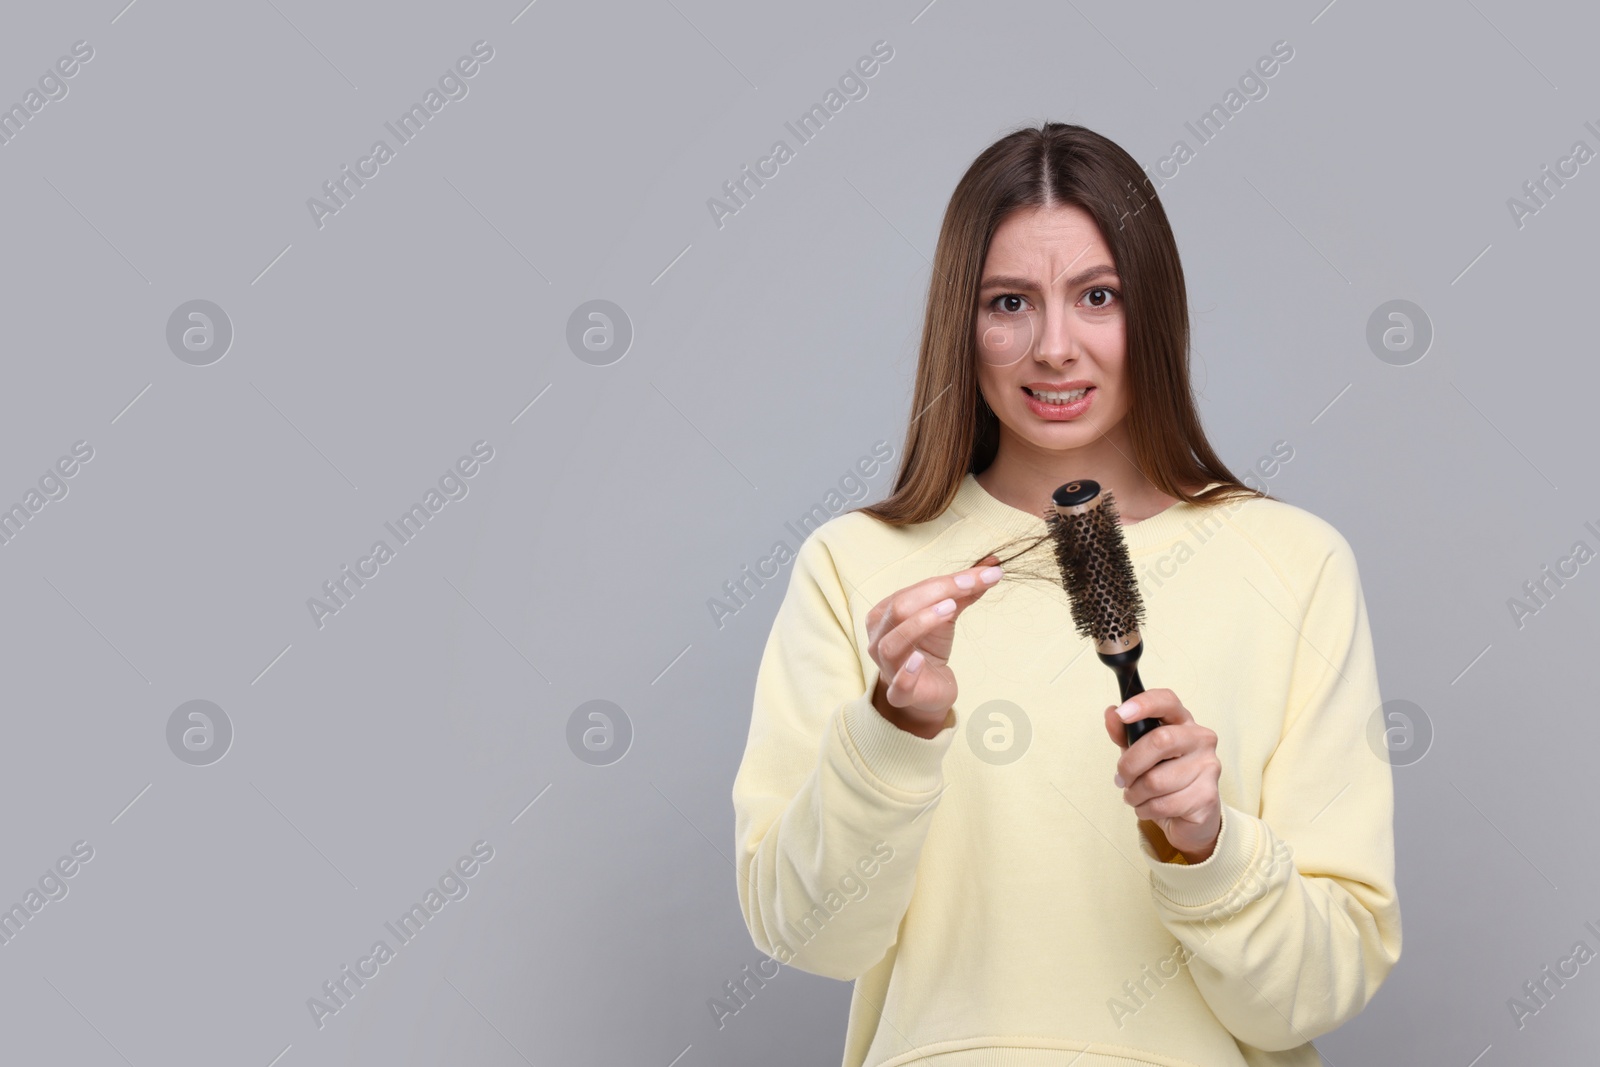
top-left (1118, 702), bottom-right (1139, 721)
top-left (905, 650), bottom-right (924, 672)
top-left (1113, 772), bottom-right (1126, 788)
top-left (953, 572), bottom-right (976, 590)
top-left (933, 598), bottom-right (956, 616)
top-left (980, 566), bottom-right (1003, 584)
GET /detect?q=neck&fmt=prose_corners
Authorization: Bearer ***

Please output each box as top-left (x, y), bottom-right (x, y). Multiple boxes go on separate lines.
top-left (975, 424), bottom-right (1177, 523)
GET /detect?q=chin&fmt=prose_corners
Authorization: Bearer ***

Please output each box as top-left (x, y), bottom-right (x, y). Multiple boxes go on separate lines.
top-left (1011, 421), bottom-right (1096, 446)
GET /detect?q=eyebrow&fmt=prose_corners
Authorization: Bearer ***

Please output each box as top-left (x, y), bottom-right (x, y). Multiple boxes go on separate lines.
top-left (978, 264), bottom-right (1120, 292)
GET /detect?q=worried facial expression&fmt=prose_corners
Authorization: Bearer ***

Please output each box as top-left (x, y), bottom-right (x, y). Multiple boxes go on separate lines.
top-left (973, 203), bottom-right (1131, 451)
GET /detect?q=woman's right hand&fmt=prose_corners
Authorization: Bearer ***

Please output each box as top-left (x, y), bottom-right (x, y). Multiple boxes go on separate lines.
top-left (865, 555), bottom-right (1004, 737)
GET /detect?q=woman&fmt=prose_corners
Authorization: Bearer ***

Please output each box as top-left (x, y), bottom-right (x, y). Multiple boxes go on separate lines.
top-left (731, 122), bottom-right (1400, 1067)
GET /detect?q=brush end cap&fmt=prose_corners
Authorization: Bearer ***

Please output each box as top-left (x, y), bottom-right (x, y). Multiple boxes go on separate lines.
top-left (1052, 480), bottom-right (1101, 508)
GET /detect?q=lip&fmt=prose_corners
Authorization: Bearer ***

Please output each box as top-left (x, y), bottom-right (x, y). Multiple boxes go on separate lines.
top-left (1024, 380), bottom-right (1094, 391)
top-left (1022, 384), bottom-right (1095, 421)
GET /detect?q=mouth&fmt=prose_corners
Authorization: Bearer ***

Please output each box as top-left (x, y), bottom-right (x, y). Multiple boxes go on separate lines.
top-left (1023, 385), bottom-right (1093, 404)
top-left (1021, 385), bottom-right (1095, 420)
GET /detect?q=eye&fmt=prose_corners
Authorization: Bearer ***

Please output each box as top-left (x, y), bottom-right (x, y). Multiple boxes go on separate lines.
top-left (1083, 286), bottom-right (1120, 310)
top-left (988, 293), bottom-right (1030, 314)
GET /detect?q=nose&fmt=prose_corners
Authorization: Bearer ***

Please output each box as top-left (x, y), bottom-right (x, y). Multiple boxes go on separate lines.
top-left (1034, 299), bottom-right (1080, 367)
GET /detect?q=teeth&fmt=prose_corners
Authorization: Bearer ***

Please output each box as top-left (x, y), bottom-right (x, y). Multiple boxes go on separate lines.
top-left (1031, 387), bottom-right (1088, 404)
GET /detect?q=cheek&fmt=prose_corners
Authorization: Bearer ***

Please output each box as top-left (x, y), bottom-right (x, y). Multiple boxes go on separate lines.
top-left (1098, 359), bottom-right (1124, 390)
top-left (1090, 328), bottom-right (1128, 383)
top-left (974, 363), bottom-right (1007, 407)
top-left (1089, 318), bottom-right (1126, 358)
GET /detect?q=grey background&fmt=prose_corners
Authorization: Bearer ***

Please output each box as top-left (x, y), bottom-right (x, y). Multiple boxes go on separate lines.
top-left (0, 0), bottom-right (1594, 1064)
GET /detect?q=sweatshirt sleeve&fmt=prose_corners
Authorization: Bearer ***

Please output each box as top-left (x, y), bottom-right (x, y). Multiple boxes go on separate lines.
top-left (1131, 531), bottom-right (1403, 1052)
top-left (732, 530), bottom-right (959, 981)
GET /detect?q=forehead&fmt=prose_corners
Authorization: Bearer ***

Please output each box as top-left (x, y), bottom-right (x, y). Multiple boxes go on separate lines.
top-left (983, 203), bottom-right (1111, 277)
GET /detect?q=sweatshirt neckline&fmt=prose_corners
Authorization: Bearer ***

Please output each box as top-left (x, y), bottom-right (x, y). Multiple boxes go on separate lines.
top-left (950, 472), bottom-right (1222, 555)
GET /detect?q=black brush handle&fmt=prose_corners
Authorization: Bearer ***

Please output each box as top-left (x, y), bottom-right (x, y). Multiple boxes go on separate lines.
top-left (1100, 648), bottom-right (1161, 747)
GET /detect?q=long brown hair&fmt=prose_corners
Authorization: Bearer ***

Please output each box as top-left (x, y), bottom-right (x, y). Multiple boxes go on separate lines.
top-left (855, 122), bottom-right (1269, 539)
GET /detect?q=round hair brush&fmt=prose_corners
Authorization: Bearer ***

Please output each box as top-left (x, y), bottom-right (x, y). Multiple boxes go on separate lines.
top-left (1046, 480), bottom-right (1163, 746)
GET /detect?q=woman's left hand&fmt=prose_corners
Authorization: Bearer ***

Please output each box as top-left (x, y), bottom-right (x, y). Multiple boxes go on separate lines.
top-left (1102, 688), bottom-right (1222, 864)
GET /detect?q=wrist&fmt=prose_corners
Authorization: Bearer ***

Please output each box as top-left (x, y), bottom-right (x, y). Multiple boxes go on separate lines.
top-left (1139, 820), bottom-right (1181, 863)
top-left (1140, 819), bottom-right (1218, 864)
top-left (872, 680), bottom-right (951, 740)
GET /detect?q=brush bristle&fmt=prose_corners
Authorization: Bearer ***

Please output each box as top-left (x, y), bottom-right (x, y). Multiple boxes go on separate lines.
top-left (1045, 490), bottom-right (1145, 646)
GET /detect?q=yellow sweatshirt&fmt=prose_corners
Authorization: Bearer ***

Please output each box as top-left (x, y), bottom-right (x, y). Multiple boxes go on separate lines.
top-left (732, 472), bottom-right (1401, 1067)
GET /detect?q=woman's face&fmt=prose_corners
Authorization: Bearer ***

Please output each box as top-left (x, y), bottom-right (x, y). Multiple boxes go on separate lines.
top-left (973, 202), bottom-right (1129, 454)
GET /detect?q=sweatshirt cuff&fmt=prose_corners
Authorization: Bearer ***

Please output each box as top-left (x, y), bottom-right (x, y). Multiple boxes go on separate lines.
top-left (1137, 801), bottom-right (1264, 910)
top-left (838, 687), bottom-right (957, 797)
